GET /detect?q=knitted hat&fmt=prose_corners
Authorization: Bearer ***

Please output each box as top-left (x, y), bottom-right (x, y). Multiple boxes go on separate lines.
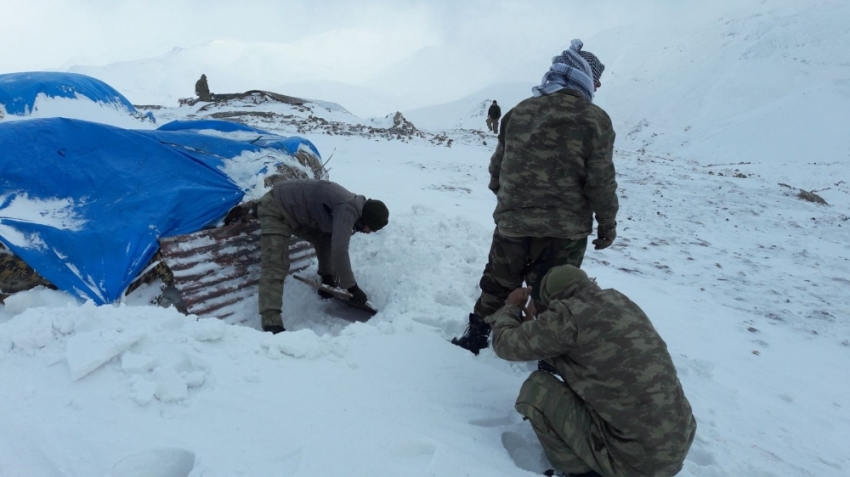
top-left (553, 40), bottom-right (605, 83)
top-left (361, 199), bottom-right (389, 231)
top-left (578, 50), bottom-right (605, 83)
top-left (540, 265), bottom-right (589, 306)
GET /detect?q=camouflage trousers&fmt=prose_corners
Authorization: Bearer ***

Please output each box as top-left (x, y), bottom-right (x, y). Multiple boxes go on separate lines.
top-left (473, 228), bottom-right (587, 319)
top-left (258, 193), bottom-right (294, 328)
top-left (486, 117), bottom-right (499, 134)
top-left (517, 371), bottom-right (627, 477)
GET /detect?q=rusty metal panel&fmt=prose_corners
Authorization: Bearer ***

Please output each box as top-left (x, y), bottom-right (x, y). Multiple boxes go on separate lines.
top-left (158, 220), bottom-right (314, 320)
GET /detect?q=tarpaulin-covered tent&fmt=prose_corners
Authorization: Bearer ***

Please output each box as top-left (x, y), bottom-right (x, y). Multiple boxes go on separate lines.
top-left (0, 72), bottom-right (152, 121)
top-left (0, 114), bottom-right (322, 304)
top-left (154, 119), bottom-right (321, 160)
top-left (0, 117), bottom-right (322, 304)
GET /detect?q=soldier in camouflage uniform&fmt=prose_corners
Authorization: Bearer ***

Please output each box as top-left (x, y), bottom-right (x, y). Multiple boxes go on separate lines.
top-left (453, 39), bottom-right (618, 355)
top-left (488, 265), bottom-right (696, 477)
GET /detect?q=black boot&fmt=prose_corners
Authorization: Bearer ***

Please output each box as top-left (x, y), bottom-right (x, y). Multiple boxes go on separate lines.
top-left (544, 470), bottom-right (603, 477)
top-left (451, 313), bottom-right (491, 355)
top-left (263, 325), bottom-right (285, 334)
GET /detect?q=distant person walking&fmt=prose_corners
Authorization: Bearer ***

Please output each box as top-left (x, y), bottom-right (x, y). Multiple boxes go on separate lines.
top-left (195, 74), bottom-right (212, 102)
top-left (486, 100), bottom-right (501, 134)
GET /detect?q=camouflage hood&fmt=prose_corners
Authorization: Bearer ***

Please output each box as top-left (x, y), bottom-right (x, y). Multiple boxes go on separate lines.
top-left (539, 264), bottom-right (590, 306)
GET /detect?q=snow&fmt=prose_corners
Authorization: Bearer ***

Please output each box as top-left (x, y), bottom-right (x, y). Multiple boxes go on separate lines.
top-left (0, 93), bottom-right (155, 129)
top-left (2, 1), bottom-right (850, 476)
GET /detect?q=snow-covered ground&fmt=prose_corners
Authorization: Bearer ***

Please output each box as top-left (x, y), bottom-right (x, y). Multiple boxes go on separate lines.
top-left (2, 98), bottom-right (849, 476)
top-left (3, 0), bottom-right (850, 475)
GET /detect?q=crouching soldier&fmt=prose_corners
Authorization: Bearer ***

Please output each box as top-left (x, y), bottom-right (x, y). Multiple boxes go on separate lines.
top-left (487, 265), bottom-right (696, 477)
top-left (258, 179), bottom-right (389, 333)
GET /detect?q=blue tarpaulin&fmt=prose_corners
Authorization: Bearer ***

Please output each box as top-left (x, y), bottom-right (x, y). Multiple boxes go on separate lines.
top-left (156, 120), bottom-right (321, 159)
top-left (0, 118), bottom-right (245, 304)
top-left (0, 72), bottom-right (138, 116)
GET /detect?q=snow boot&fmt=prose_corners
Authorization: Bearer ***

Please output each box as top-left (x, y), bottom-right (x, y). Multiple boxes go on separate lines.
top-left (451, 313), bottom-right (491, 355)
top-left (544, 470), bottom-right (603, 477)
top-left (263, 325), bottom-right (285, 334)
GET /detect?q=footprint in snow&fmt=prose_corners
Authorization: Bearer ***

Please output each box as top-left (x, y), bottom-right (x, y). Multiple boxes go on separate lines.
top-left (110, 448), bottom-right (196, 477)
top-left (468, 414), bottom-right (518, 428)
top-left (501, 431), bottom-right (550, 474)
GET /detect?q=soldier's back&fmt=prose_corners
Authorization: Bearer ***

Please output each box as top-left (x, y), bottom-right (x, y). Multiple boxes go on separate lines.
top-left (494, 89), bottom-right (613, 239)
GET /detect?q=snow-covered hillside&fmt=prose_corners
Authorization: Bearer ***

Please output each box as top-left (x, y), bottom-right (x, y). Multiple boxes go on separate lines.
top-left (69, 30), bottom-right (418, 117)
top-left (593, 0), bottom-right (850, 208)
top-left (2, 1), bottom-right (849, 476)
top-left (403, 82), bottom-right (533, 131)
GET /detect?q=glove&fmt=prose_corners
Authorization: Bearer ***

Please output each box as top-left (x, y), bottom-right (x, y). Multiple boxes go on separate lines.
top-left (592, 223), bottom-right (617, 250)
top-left (318, 274), bottom-right (336, 299)
top-left (488, 176), bottom-right (500, 194)
top-left (347, 284), bottom-right (368, 306)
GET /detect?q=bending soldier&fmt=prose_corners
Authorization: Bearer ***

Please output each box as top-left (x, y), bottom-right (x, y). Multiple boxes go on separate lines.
top-left (257, 179), bottom-right (389, 333)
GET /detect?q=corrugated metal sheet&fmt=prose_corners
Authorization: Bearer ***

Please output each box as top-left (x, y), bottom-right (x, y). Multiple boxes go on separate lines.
top-left (158, 221), bottom-right (314, 320)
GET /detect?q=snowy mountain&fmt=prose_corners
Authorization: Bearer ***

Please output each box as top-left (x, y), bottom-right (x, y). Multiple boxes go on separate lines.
top-left (591, 1), bottom-right (850, 206)
top-left (68, 30), bottom-right (417, 116)
top-left (2, 1), bottom-right (849, 476)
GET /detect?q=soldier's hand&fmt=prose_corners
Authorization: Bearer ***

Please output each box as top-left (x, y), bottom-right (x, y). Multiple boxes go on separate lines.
top-left (506, 287), bottom-right (531, 307)
top-left (347, 284), bottom-right (368, 305)
top-left (522, 299), bottom-right (537, 322)
top-left (593, 224), bottom-right (617, 250)
top-left (488, 176), bottom-right (500, 194)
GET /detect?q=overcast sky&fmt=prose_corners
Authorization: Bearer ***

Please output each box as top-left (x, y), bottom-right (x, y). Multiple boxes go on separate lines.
top-left (0, 0), bottom-right (759, 73)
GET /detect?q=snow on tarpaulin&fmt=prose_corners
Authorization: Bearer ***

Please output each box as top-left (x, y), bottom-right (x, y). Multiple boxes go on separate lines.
top-left (156, 119), bottom-right (321, 159)
top-left (0, 118), bottom-right (244, 304)
top-left (0, 71), bottom-right (146, 119)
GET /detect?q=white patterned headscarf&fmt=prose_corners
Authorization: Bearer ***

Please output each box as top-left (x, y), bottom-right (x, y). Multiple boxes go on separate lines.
top-left (532, 39), bottom-right (604, 102)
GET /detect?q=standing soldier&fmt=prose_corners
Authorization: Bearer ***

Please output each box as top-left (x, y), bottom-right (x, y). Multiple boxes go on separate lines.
top-left (195, 74), bottom-right (212, 102)
top-left (486, 100), bottom-right (501, 134)
top-left (453, 39), bottom-right (618, 355)
top-left (486, 265), bottom-right (696, 477)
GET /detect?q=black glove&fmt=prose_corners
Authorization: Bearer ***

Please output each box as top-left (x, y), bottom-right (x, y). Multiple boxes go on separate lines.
top-left (347, 284), bottom-right (368, 306)
top-left (592, 223), bottom-right (617, 250)
top-left (318, 274), bottom-right (336, 299)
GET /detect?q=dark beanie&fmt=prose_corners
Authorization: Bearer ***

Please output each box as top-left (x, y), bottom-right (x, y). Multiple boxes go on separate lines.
top-left (361, 199), bottom-right (389, 231)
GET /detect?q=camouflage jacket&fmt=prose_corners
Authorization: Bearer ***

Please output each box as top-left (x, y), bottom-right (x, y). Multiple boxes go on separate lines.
top-left (489, 89), bottom-right (618, 239)
top-left (486, 281), bottom-right (696, 477)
